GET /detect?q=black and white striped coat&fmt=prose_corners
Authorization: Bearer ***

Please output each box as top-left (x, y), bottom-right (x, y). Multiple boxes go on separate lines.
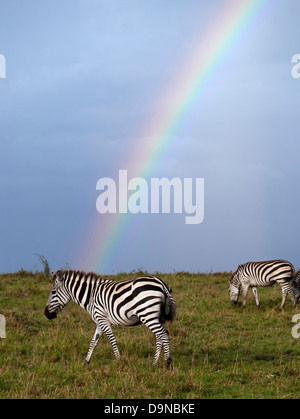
top-left (292, 269), bottom-right (300, 302)
top-left (228, 260), bottom-right (297, 310)
top-left (45, 270), bottom-right (176, 369)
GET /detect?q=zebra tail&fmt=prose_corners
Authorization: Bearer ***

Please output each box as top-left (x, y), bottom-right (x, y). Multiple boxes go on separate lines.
top-left (159, 279), bottom-right (177, 322)
top-left (292, 269), bottom-right (300, 300)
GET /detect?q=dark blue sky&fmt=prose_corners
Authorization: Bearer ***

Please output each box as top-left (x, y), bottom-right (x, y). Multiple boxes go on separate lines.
top-left (1, 0), bottom-right (300, 274)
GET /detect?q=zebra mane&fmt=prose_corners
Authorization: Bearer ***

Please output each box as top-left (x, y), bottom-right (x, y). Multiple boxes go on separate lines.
top-left (57, 269), bottom-right (111, 284)
top-left (229, 264), bottom-right (244, 284)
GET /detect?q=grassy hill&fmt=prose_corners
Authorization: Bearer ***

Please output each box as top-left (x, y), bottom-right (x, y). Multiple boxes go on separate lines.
top-left (0, 270), bottom-right (299, 398)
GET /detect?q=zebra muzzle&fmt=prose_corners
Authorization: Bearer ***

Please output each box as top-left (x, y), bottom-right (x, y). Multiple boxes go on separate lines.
top-left (44, 306), bottom-right (57, 320)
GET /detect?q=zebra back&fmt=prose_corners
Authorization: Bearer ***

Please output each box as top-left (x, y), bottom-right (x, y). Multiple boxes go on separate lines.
top-left (240, 260), bottom-right (294, 283)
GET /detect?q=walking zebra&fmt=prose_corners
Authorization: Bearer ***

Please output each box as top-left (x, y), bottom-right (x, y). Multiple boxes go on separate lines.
top-left (228, 260), bottom-right (297, 310)
top-left (44, 270), bottom-right (176, 369)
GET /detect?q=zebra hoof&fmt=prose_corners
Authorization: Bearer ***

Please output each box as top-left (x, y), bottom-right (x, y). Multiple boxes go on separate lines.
top-left (166, 358), bottom-right (173, 370)
top-left (84, 359), bottom-right (90, 365)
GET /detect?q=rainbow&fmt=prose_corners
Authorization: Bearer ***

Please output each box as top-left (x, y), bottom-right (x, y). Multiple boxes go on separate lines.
top-left (77, 0), bottom-right (265, 274)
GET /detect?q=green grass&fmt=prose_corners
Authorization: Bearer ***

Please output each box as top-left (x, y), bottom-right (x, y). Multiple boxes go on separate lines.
top-left (0, 271), bottom-right (299, 399)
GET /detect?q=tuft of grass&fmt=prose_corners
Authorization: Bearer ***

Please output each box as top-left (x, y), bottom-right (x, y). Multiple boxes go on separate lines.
top-left (34, 254), bottom-right (51, 276)
top-left (0, 271), bottom-right (299, 399)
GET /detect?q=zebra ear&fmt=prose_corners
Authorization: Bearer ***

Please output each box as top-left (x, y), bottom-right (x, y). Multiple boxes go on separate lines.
top-left (51, 272), bottom-right (56, 281)
top-left (56, 269), bottom-right (64, 282)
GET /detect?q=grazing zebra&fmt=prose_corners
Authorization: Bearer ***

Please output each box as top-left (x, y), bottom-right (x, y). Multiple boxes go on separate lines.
top-left (292, 269), bottom-right (300, 302)
top-left (44, 270), bottom-right (176, 369)
top-left (228, 260), bottom-right (297, 310)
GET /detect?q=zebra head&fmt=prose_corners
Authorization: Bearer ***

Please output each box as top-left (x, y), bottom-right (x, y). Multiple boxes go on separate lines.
top-left (44, 270), bottom-right (71, 320)
top-left (228, 269), bottom-right (241, 305)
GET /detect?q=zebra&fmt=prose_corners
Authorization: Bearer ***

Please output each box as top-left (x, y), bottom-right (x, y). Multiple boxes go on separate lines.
top-left (292, 269), bottom-right (300, 303)
top-left (228, 260), bottom-right (297, 310)
top-left (44, 270), bottom-right (176, 369)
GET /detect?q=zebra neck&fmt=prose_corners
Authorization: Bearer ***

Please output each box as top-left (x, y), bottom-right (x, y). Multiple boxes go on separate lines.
top-left (65, 273), bottom-right (112, 312)
top-left (233, 275), bottom-right (241, 286)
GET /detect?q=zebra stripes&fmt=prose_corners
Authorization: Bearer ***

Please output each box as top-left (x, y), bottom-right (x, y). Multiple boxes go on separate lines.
top-left (228, 260), bottom-right (297, 310)
top-left (44, 270), bottom-right (176, 369)
top-left (292, 269), bottom-right (300, 302)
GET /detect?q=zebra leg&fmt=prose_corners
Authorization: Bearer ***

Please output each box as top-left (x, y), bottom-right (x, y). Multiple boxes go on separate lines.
top-left (287, 284), bottom-right (297, 309)
top-left (241, 284), bottom-right (250, 309)
top-left (278, 282), bottom-right (296, 310)
top-left (141, 318), bottom-right (172, 369)
top-left (100, 322), bottom-right (121, 360)
top-left (251, 287), bottom-right (260, 309)
top-left (279, 284), bottom-right (288, 311)
top-left (161, 329), bottom-right (173, 370)
top-left (277, 281), bottom-right (296, 311)
top-left (153, 327), bottom-right (172, 369)
top-left (85, 326), bottom-right (103, 364)
top-left (152, 337), bottom-right (163, 366)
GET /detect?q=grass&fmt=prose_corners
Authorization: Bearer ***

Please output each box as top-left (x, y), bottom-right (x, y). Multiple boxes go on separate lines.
top-left (0, 270), bottom-right (299, 399)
